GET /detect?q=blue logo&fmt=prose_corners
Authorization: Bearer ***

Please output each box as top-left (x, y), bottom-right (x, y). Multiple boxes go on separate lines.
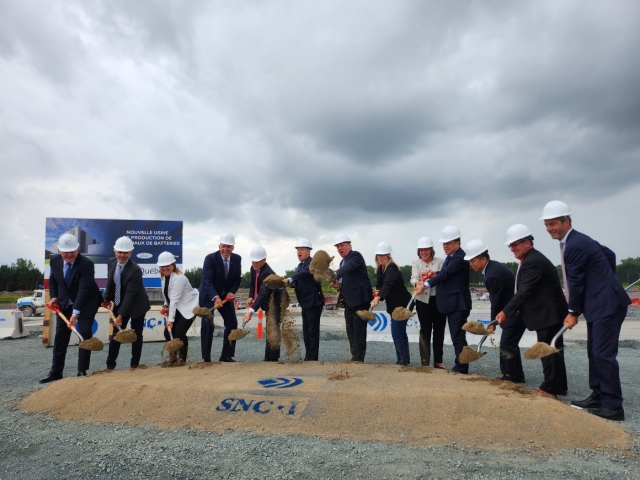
top-left (369, 313), bottom-right (388, 332)
top-left (92, 319), bottom-right (98, 335)
top-left (258, 377), bottom-right (303, 389)
top-left (216, 398), bottom-right (301, 415)
top-left (144, 317), bottom-right (166, 330)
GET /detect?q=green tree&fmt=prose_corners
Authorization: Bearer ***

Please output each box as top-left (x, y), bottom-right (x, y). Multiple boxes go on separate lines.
top-left (399, 265), bottom-right (412, 286)
top-left (284, 269), bottom-right (295, 279)
top-left (0, 259), bottom-right (43, 291)
top-left (184, 267), bottom-right (202, 287)
top-left (239, 271), bottom-right (252, 288)
top-left (617, 257), bottom-right (640, 285)
top-left (367, 265), bottom-right (377, 288)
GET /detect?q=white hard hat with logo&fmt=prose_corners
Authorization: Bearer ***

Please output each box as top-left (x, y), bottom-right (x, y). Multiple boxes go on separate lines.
top-left (374, 242), bottom-right (392, 255)
top-left (157, 251), bottom-right (177, 267)
top-left (505, 224), bottom-right (533, 245)
top-left (249, 245), bottom-right (267, 262)
top-left (295, 238), bottom-right (313, 249)
top-left (334, 234), bottom-right (351, 245)
top-left (218, 232), bottom-right (236, 246)
top-left (539, 200), bottom-right (571, 220)
top-left (113, 236), bottom-right (135, 252)
top-left (439, 226), bottom-right (462, 243)
top-left (416, 236), bottom-right (435, 248)
top-left (58, 233), bottom-right (80, 252)
top-left (463, 239), bottom-right (489, 260)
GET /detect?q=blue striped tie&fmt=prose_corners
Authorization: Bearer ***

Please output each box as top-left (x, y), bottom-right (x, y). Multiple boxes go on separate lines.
top-left (115, 264), bottom-right (123, 306)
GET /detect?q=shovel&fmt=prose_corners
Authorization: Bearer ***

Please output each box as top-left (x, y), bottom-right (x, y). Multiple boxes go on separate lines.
top-left (264, 274), bottom-right (287, 290)
top-left (163, 321), bottom-right (184, 353)
top-left (107, 301), bottom-right (137, 343)
top-left (228, 320), bottom-right (250, 341)
top-left (462, 320), bottom-right (496, 335)
top-left (45, 304), bottom-right (104, 351)
top-left (458, 320), bottom-right (498, 364)
top-left (524, 326), bottom-right (567, 360)
top-left (309, 250), bottom-right (335, 282)
top-left (392, 291), bottom-right (419, 321)
top-left (357, 293), bottom-right (378, 321)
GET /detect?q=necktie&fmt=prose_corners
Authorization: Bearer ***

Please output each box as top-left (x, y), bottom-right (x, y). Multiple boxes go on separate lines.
top-left (254, 270), bottom-right (260, 299)
top-left (514, 260), bottom-right (522, 293)
top-left (115, 263), bottom-right (123, 306)
top-left (64, 262), bottom-right (72, 286)
top-left (443, 256), bottom-right (450, 267)
top-left (560, 243), bottom-right (569, 302)
top-left (224, 258), bottom-right (229, 279)
top-left (296, 262), bottom-right (303, 273)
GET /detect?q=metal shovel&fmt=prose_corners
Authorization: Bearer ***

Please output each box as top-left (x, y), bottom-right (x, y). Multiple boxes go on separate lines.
top-left (107, 301), bottom-right (137, 343)
top-left (524, 326), bottom-right (567, 359)
top-left (228, 320), bottom-right (250, 341)
top-left (459, 320), bottom-right (498, 364)
top-left (392, 291), bottom-right (418, 321)
top-left (45, 304), bottom-right (104, 351)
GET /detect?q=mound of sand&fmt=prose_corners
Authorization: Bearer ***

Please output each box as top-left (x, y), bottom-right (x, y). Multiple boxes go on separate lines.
top-left (21, 362), bottom-right (631, 451)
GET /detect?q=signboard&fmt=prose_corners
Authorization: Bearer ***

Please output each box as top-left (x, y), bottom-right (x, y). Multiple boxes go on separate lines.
top-left (44, 218), bottom-right (183, 288)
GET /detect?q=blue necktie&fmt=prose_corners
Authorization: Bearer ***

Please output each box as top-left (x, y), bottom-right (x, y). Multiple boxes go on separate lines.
top-left (296, 262), bottom-right (303, 273)
top-left (64, 262), bottom-right (72, 286)
top-left (443, 256), bottom-right (450, 267)
top-left (115, 264), bottom-right (123, 306)
top-left (224, 259), bottom-right (229, 279)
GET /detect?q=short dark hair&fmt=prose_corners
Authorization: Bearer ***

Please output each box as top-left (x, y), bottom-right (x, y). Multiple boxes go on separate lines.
top-left (524, 235), bottom-right (535, 247)
top-left (477, 251), bottom-right (490, 261)
top-left (558, 216), bottom-right (572, 225)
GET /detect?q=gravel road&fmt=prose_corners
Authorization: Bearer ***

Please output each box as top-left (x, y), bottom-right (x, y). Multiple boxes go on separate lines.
top-left (2, 326), bottom-right (640, 479)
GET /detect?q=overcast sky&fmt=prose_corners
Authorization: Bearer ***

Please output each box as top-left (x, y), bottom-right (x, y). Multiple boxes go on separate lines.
top-left (1, 0), bottom-right (639, 277)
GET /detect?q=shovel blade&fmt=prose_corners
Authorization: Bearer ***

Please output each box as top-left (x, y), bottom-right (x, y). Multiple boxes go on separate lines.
top-left (357, 310), bottom-right (375, 321)
top-left (228, 329), bottom-right (250, 341)
top-left (524, 342), bottom-right (559, 359)
top-left (391, 307), bottom-right (413, 321)
top-left (458, 346), bottom-right (484, 364)
top-left (79, 337), bottom-right (104, 351)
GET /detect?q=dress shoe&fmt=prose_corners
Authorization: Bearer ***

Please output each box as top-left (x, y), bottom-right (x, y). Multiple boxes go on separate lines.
top-left (219, 357), bottom-right (236, 363)
top-left (497, 375), bottom-right (525, 384)
top-left (534, 388), bottom-right (557, 399)
top-left (106, 366), bottom-right (115, 370)
top-left (571, 396), bottom-right (601, 409)
top-left (39, 372), bottom-right (63, 384)
top-left (588, 407), bottom-right (624, 421)
top-left (77, 370), bottom-right (88, 377)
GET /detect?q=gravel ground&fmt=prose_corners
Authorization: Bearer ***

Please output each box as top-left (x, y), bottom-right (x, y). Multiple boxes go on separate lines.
top-left (2, 327), bottom-right (640, 479)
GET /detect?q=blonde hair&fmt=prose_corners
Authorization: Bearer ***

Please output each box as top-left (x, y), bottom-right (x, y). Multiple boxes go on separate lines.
top-left (160, 263), bottom-right (182, 278)
top-left (375, 254), bottom-right (395, 272)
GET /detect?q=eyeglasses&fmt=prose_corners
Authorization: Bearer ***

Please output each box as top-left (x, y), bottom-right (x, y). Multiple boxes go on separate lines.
top-left (508, 240), bottom-right (526, 250)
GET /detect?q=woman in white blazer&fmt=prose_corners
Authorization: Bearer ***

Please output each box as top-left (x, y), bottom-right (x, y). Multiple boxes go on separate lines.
top-left (158, 252), bottom-right (199, 364)
top-left (410, 237), bottom-right (446, 369)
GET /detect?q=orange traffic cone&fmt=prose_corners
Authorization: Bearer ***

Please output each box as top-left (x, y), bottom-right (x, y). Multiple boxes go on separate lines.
top-left (257, 309), bottom-right (263, 339)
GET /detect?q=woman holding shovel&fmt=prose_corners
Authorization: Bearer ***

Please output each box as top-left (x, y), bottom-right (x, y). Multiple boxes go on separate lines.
top-left (370, 242), bottom-right (412, 366)
top-left (158, 252), bottom-right (199, 366)
top-left (410, 237), bottom-right (446, 368)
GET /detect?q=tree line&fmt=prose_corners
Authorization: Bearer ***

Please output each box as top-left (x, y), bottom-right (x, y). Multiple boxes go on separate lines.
top-left (0, 259), bottom-right (44, 292)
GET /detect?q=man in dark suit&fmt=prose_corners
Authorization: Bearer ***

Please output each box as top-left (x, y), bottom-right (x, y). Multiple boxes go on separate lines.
top-left (497, 224), bottom-right (568, 398)
top-left (465, 239), bottom-right (526, 383)
top-left (542, 201), bottom-right (631, 421)
top-left (102, 236), bottom-right (150, 370)
top-left (332, 234), bottom-right (373, 362)
top-left (199, 232), bottom-right (242, 362)
top-left (285, 238), bottom-right (324, 361)
top-left (416, 226), bottom-right (472, 374)
top-left (41, 233), bottom-right (103, 382)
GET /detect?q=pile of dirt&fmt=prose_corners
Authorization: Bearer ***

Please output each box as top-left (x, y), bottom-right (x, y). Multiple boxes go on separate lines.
top-left (22, 362), bottom-right (632, 451)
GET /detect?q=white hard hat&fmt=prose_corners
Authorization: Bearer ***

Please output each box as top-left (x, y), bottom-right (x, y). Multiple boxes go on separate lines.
top-left (416, 236), bottom-right (435, 249)
top-left (295, 238), bottom-right (313, 249)
top-left (463, 239), bottom-right (488, 260)
top-left (374, 241), bottom-right (393, 255)
top-left (505, 224), bottom-right (533, 245)
top-left (218, 232), bottom-right (236, 246)
top-left (58, 233), bottom-right (80, 252)
top-left (334, 234), bottom-right (351, 245)
top-left (539, 200), bottom-right (571, 220)
top-left (157, 251), bottom-right (177, 267)
top-left (113, 236), bottom-right (134, 252)
top-left (439, 225), bottom-right (461, 243)
top-left (249, 245), bottom-right (267, 262)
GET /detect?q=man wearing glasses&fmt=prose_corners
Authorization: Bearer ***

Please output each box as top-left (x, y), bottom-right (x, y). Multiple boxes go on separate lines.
top-left (496, 224), bottom-right (568, 399)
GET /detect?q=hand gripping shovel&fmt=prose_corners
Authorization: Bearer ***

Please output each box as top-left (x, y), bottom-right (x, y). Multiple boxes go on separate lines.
top-left (228, 320), bottom-right (250, 341)
top-left (107, 301), bottom-right (137, 343)
top-left (524, 325), bottom-right (567, 360)
top-left (357, 293), bottom-right (378, 321)
top-left (163, 321), bottom-right (184, 353)
top-left (193, 298), bottom-right (228, 318)
top-left (45, 304), bottom-right (104, 351)
top-left (459, 320), bottom-right (498, 364)
top-left (392, 291), bottom-right (418, 321)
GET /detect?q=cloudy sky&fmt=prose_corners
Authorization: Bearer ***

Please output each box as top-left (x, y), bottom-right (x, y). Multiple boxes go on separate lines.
top-left (2, 0), bottom-right (639, 276)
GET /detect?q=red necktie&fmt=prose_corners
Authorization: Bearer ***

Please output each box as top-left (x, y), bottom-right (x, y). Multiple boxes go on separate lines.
top-left (254, 270), bottom-right (260, 299)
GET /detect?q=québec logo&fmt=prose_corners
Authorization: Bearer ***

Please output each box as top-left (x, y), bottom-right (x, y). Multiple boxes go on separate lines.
top-left (137, 253), bottom-right (153, 259)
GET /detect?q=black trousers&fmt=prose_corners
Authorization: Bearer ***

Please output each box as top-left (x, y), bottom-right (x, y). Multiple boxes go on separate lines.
top-left (218, 302), bottom-right (238, 359)
top-left (200, 316), bottom-right (215, 362)
top-left (447, 310), bottom-right (470, 374)
top-left (415, 299), bottom-right (447, 366)
top-left (537, 323), bottom-right (568, 395)
top-left (106, 314), bottom-right (145, 368)
top-left (163, 310), bottom-right (194, 361)
top-left (302, 305), bottom-right (323, 361)
top-left (499, 316), bottom-right (526, 380)
top-left (51, 306), bottom-right (96, 375)
top-left (344, 302), bottom-right (369, 362)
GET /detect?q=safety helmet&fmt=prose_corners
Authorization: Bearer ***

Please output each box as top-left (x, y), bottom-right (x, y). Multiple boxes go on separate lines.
top-left (249, 245), bottom-right (267, 262)
top-left (58, 233), bottom-right (80, 252)
top-left (374, 242), bottom-right (393, 255)
top-left (218, 232), bottom-right (236, 246)
top-left (295, 238), bottom-right (313, 249)
top-left (505, 224), bottom-right (533, 245)
top-left (439, 225), bottom-right (461, 243)
top-left (113, 236), bottom-right (134, 252)
top-left (157, 251), bottom-right (177, 267)
top-left (463, 239), bottom-right (488, 260)
top-left (539, 200), bottom-right (571, 220)
top-left (416, 236), bottom-right (435, 249)
top-left (334, 234), bottom-right (351, 245)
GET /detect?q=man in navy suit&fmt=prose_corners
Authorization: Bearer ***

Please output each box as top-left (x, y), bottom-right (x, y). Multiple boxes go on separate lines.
top-left (542, 201), bottom-right (631, 421)
top-left (332, 234), bottom-right (373, 362)
top-left (465, 239), bottom-right (526, 383)
top-left (416, 226), bottom-right (472, 373)
top-left (285, 238), bottom-right (324, 361)
top-left (199, 232), bottom-right (242, 362)
top-left (41, 233), bottom-right (103, 382)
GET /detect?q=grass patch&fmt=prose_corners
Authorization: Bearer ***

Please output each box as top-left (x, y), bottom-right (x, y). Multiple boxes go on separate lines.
top-left (0, 296), bottom-right (21, 303)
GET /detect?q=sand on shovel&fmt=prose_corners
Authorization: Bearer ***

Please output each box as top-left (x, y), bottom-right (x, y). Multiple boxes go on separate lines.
top-left (192, 306), bottom-right (213, 318)
top-left (357, 310), bottom-right (375, 321)
top-left (79, 337), bottom-right (104, 351)
top-left (264, 274), bottom-right (287, 290)
top-left (459, 345), bottom-right (483, 364)
top-left (391, 306), bottom-right (413, 321)
top-left (462, 321), bottom-right (491, 335)
top-left (228, 327), bottom-right (250, 341)
top-left (524, 342), bottom-right (559, 359)
top-left (309, 250), bottom-right (335, 282)
top-left (163, 338), bottom-right (184, 353)
top-left (114, 329), bottom-right (137, 343)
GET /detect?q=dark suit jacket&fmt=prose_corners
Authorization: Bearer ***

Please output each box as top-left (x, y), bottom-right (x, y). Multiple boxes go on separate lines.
top-left (484, 260), bottom-right (517, 321)
top-left (290, 257), bottom-right (324, 309)
top-left (503, 248), bottom-right (567, 331)
top-left (199, 251), bottom-right (242, 309)
top-left (376, 263), bottom-right (411, 313)
top-left (335, 250), bottom-right (374, 308)
top-left (103, 258), bottom-right (150, 319)
top-left (49, 253), bottom-right (102, 317)
top-left (564, 229), bottom-right (631, 320)
top-left (427, 248), bottom-right (472, 314)
top-left (249, 263), bottom-right (286, 312)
